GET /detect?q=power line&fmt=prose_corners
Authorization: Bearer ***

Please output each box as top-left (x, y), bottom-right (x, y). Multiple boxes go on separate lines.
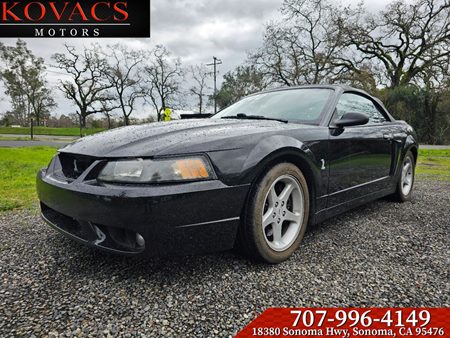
top-left (206, 56), bottom-right (222, 114)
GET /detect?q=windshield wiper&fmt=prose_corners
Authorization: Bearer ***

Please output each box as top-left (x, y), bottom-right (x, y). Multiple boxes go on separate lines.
top-left (221, 113), bottom-right (288, 124)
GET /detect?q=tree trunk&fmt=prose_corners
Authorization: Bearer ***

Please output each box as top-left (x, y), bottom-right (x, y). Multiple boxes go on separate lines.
top-left (429, 95), bottom-right (439, 144)
top-left (158, 107), bottom-right (164, 122)
top-left (160, 99), bottom-right (166, 122)
top-left (423, 90), bottom-right (437, 144)
top-left (79, 114), bottom-right (83, 137)
top-left (81, 114), bottom-right (87, 128)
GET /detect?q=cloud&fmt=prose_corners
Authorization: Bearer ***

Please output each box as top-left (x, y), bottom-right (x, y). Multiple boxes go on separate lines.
top-left (0, 0), bottom-right (282, 117)
top-left (0, 0), bottom-right (392, 118)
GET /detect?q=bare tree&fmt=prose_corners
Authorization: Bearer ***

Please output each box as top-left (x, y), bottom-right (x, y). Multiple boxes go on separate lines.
top-left (251, 0), bottom-right (353, 86)
top-left (53, 44), bottom-right (114, 128)
top-left (336, 0), bottom-right (450, 143)
top-left (144, 45), bottom-right (183, 121)
top-left (99, 100), bottom-right (117, 129)
top-left (189, 65), bottom-right (210, 114)
top-left (103, 44), bottom-right (146, 125)
top-left (241, 0), bottom-right (450, 143)
top-left (341, 0), bottom-right (450, 88)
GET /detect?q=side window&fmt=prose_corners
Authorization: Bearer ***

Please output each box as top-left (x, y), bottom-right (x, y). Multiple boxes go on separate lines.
top-left (336, 93), bottom-right (387, 124)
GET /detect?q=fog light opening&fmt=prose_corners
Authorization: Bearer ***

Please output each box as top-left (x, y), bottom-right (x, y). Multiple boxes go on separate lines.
top-left (136, 233), bottom-right (145, 247)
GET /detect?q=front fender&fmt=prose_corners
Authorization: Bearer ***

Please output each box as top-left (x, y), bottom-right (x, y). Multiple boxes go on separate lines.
top-left (207, 135), bottom-right (322, 186)
top-left (404, 135), bottom-right (418, 155)
top-left (242, 135), bottom-right (326, 204)
top-left (242, 135), bottom-right (315, 179)
top-left (207, 133), bottom-right (329, 216)
top-left (238, 135), bottom-right (328, 218)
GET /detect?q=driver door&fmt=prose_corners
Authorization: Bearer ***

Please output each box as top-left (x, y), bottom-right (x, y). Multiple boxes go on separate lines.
top-left (327, 93), bottom-right (393, 207)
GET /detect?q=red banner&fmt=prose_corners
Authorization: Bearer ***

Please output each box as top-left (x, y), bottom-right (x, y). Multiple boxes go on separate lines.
top-left (236, 308), bottom-right (449, 338)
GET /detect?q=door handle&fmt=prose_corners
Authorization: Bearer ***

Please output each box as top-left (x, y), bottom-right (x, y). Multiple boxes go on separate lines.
top-left (384, 133), bottom-right (402, 143)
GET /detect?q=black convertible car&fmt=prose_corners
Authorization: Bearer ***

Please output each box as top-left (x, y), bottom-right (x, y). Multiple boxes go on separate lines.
top-left (37, 85), bottom-right (418, 263)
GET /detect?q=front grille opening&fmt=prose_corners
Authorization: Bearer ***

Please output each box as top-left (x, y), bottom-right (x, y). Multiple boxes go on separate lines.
top-left (41, 203), bottom-right (85, 239)
top-left (58, 153), bottom-right (96, 179)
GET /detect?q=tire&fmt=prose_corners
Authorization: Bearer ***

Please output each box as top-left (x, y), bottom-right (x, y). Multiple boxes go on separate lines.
top-left (239, 163), bottom-right (310, 264)
top-left (391, 150), bottom-right (415, 202)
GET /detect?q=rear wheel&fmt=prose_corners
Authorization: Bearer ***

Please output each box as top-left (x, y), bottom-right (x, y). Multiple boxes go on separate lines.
top-left (391, 150), bottom-right (415, 202)
top-left (240, 163), bottom-right (309, 263)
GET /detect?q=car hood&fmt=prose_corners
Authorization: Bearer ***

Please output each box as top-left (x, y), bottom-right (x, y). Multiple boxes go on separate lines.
top-left (59, 119), bottom-right (310, 158)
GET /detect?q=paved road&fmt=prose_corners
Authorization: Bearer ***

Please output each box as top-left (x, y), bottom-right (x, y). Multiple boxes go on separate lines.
top-left (0, 134), bottom-right (76, 148)
top-left (0, 140), bottom-right (69, 148)
top-left (0, 134), bottom-right (78, 141)
top-left (420, 145), bottom-right (450, 149)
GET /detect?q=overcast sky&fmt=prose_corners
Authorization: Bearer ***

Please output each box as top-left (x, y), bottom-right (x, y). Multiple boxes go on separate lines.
top-left (0, 0), bottom-right (393, 118)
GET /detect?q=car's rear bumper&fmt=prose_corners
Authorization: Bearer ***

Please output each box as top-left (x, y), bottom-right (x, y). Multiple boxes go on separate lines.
top-left (36, 169), bottom-right (250, 256)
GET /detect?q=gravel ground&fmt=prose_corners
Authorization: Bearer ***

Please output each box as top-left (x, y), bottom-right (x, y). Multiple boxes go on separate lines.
top-left (0, 180), bottom-right (449, 337)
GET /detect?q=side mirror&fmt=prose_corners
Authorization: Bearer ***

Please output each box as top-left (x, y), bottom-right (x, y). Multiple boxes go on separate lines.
top-left (332, 112), bottom-right (369, 128)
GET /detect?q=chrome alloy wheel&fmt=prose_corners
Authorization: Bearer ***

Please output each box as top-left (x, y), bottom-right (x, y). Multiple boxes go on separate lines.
top-left (262, 174), bottom-right (305, 252)
top-left (401, 156), bottom-right (414, 196)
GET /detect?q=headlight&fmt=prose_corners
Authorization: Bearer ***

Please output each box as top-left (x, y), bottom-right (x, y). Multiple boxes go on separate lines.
top-left (97, 156), bottom-right (215, 183)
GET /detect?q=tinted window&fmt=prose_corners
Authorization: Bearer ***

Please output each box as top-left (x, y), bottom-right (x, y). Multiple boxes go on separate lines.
top-left (336, 93), bottom-right (386, 124)
top-left (213, 88), bottom-right (333, 124)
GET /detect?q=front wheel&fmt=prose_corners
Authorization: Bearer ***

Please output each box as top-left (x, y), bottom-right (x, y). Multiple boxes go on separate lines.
top-left (239, 163), bottom-right (309, 263)
top-left (391, 150), bottom-right (415, 202)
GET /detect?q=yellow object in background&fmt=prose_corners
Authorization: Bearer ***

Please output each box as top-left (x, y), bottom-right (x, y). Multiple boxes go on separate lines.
top-left (164, 108), bottom-right (172, 121)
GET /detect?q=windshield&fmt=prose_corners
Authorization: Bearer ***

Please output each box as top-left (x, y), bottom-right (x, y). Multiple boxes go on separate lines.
top-left (213, 88), bottom-right (333, 124)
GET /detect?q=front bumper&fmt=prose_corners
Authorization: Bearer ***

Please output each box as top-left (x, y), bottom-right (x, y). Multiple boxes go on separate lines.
top-left (37, 169), bottom-right (250, 256)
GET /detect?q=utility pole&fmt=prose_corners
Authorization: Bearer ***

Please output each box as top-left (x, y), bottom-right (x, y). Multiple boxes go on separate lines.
top-left (206, 56), bottom-right (222, 114)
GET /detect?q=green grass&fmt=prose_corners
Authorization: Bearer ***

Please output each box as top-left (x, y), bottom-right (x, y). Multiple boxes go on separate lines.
top-left (0, 147), bottom-right (448, 213)
top-left (417, 149), bottom-right (450, 181)
top-left (0, 126), bottom-right (105, 137)
top-left (418, 148), bottom-right (450, 157)
top-left (0, 147), bottom-right (57, 212)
